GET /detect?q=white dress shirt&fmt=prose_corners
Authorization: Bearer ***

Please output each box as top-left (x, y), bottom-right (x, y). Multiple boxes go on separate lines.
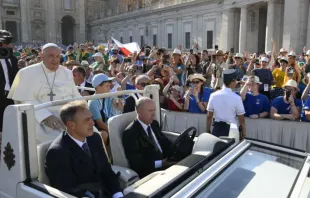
top-left (0, 59), bottom-right (11, 91)
top-left (79, 80), bottom-right (86, 92)
top-left (207, 86), bottom-right (245, 125)
top-left (67, 133), bottom-right (124, 198)
top-left (137, 118), bottom-right (163, 169)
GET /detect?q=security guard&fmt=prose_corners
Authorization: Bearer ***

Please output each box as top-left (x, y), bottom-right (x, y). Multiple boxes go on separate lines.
top-left (206, 69), bottom-right (246, 138)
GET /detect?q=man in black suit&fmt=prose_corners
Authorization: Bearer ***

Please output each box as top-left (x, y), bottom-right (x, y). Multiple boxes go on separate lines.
top-left (122, 97), bottom-right (176, 178)
top-left (123, 75), bottom-right (151, 114)
top-left (72, 66), bottom-right (95, 96)
top-left (45, 100), bottom-right (123, 198)
top-left (0, 30), bottom-right (18, 133)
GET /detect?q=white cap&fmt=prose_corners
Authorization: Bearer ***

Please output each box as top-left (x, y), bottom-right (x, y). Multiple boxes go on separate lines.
top-left (234, 53), bottom-right (243, 58)
top-left (280, 48), bottom-right (287, 53)
top-left (306, 50), bottom-right (310, 56)
top-left (42, 43), bottom-right (59, 50)
top-left (112, 46), bottom-right (119, 51)
top-left (280, 56), bottom-right (288, 63)
top-left (266, 51), bottom-right (272, 56)
top-left (243, 75), bottom-right (262, 84)
top-left (288, 51), bottom-right (296, 56)
top-left (261, 57), bottom-right (269, 62)
top-left (93, 52), bottom-right (104, 59)
top-left (172, 48), bottom-right (181, 55)
top-left (283, 79), bottom-right (299, 90)
top-left (81, 60), bottom-right (89, 67)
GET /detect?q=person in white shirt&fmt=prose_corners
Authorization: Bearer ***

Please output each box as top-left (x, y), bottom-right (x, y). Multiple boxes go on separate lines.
top-left (8, 43), bottom-right (81, 143)
top-left (206, 69), bottom-right (246, 138)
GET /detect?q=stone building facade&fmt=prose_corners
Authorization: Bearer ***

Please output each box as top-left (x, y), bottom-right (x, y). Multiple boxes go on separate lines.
top-left (1, 0), bottom-right (310, 53)
top-left (89, 0), bottom-right (310, 54)
top-left (0, 0), bottom-right (87, 45)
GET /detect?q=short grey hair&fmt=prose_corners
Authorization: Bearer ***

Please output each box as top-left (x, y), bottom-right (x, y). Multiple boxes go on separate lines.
top-left (60, 100), bottom-right (88, 124)
top-left (135, 97), bottom-right (153, 111)
top-left (43, 46), bottom-right (61, 54)
top-left (135, 74), bottom-right (151, 85)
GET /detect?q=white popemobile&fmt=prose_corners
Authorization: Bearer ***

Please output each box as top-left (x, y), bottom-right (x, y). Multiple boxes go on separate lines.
top-left (1, 85), bottom-right (310, 198)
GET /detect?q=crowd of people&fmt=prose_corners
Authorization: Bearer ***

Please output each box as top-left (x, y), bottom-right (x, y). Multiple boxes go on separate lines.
top-left (7, 37), bottom-right (310, 127)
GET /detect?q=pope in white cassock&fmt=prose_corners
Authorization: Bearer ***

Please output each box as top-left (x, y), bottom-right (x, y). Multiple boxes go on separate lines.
top-left (8, 43), bottom-right (81, 143)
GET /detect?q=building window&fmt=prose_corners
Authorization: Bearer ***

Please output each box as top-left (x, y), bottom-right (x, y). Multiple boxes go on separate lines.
top-left (207, 31), bottom-right (213, 49)
top-left (185, 32), bottom-right (190, 49)
top-left (153, 34), bottom-right (157, 46)
top-left (120, 37), bottom-right (123, 43)
top-left (141, 35), bottom-right (144, 46)
top-left (129, 36), bottom-right (133, 42)
top-left (168, 33), bottom-right (172, 49)
top-left (64, 0), bottom-right (72, 10)
top-left (6, 10), bottom-right (15, 15)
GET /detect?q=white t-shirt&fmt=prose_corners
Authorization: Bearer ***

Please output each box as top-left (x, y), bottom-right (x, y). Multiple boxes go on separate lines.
top-left (207, 87), bottom-right (245, 125)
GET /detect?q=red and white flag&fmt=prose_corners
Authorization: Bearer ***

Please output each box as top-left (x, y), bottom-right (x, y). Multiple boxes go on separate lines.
top-left (111, 37), bottom-right (141, 57)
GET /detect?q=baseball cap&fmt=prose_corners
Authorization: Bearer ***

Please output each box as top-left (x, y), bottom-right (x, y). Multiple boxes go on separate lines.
top-left (92, 74), bottom-right (115, 88)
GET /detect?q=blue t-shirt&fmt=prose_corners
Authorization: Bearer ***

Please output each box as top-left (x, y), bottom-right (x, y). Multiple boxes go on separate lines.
top-left (88, 99), bottom-right (104, 121)
top-left (301, 98), bottom-right (310, 122)
top-left (187, 87), bottom-right (213, 113)
top-left (126, 83), bottom-right (135, 90)
top-left (243, 93), bottom-right (271, 117)
top-left (271, 96), bottom-right (302, 114)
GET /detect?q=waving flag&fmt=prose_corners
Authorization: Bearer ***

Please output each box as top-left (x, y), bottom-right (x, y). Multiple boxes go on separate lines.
top-left (111, 37), bottom-right (141, 57)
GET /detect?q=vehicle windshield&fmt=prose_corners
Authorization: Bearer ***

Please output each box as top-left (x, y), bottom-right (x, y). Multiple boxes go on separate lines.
top-left (195, 145), bottom-right (305, 198)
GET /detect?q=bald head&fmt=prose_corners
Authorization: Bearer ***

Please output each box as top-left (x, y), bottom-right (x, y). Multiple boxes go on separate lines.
top-left (136, 97), bottom-right (155, 125)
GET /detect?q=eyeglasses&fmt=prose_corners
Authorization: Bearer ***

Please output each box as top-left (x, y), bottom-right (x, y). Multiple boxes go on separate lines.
top-left (235, 57), bottom-right (241, 60)
top-left (192, 80), bottom-right (201, 84)
top-left (139, 82), bottom-right (151, 87)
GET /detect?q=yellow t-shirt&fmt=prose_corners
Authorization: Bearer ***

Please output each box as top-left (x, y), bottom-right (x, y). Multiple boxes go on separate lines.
top-left (272, 68), bottom-right (285, 88)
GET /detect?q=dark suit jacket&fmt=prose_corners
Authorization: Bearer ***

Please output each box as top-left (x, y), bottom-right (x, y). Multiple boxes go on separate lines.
top-left (123, 95), bottom-right (136, 114)
top-left (0, 55), bottom-right (18, 96)
top-left (0, 55), bottom-right (18, 130)
top-left (84, 81), bottom-right (95, 95)
top-left (122, 120), bottom-right (172, 178)
top-left (45, 132), bottom-right (121, 197)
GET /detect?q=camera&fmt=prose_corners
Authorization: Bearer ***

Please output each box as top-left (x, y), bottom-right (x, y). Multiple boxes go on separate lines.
top-left (0, 30), bottom-right (13, 59)
top-left (124, 57), bottom-right (132, 63)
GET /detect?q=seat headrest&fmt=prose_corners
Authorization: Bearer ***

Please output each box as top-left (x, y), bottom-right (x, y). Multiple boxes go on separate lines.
top-left (108, 112), bottom-right (137, 167)
top-left (192, 133), bottom-right (224, 155)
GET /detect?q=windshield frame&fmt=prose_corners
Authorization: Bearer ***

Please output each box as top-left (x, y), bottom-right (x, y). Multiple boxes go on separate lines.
top-left (171, 139), bottom-right (309, 198)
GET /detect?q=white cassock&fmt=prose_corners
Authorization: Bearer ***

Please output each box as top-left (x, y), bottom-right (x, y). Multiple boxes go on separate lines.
top-left (8, 61), bottom-right (81, 143)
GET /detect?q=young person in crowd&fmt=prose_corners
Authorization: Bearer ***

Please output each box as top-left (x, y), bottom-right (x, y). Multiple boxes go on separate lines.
top-left (184, 73), bottom-right (211, 113)
top-left (240, 75), bottom-right (270, 118)
top-left (270, 80), bottom-right (302, 121)
top-left (271, 57), bottom-right (288, 100)
top-left (163, 76), bottom-right (184, 111)
top-left (251, 57), bottom-right (274, 100)
top-left (88, 74), bottom-right (114, 146)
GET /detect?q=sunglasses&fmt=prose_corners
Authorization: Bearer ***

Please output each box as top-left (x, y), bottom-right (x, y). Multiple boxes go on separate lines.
top-left (285, 88), bottom-right (295, 92)
top-left (235, 57), bottom-right (242, 60)
top-left (191, 80), bottom-right (201, 84)
top-left (139, 82), bottom-right (151, 87)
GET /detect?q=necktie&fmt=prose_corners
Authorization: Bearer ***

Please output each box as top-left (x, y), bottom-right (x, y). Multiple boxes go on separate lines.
top-left (147, 126), bottom-right (158, 150)
top-left (5, 59), bottom-right (13, 85)
top-left (82, 142), bottom-right (92, 158)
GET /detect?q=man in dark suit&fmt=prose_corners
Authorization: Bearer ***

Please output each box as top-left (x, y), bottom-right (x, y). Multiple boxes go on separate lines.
top-left (72, 66), bottom-right (95, 95)
top-left (45, 100), bottom-right (123, 198)
top-left (0, 30), bottom-right (18, 133)
top-left (122, 97), bottom-right (176, 178)
top-left (123, 75), bottom-right (151, 114)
